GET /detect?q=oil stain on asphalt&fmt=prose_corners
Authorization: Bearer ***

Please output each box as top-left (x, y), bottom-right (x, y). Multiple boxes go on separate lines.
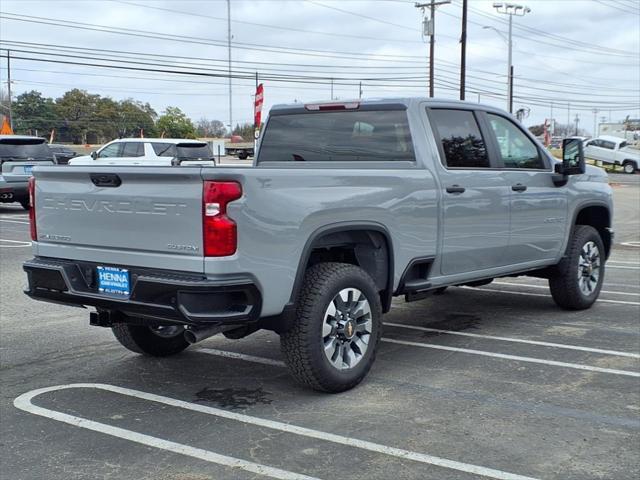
top-left (194, 387), bottom-right (272, 410)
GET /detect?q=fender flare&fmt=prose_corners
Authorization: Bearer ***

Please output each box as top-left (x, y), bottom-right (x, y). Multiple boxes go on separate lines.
top-left (287, 221), bottom-right (395, 312)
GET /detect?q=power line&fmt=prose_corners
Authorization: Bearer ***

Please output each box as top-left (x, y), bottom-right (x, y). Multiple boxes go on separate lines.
top-left (3, 52), bottom-right (637, 112)
top-left (594, 0), bottom-right (640, 15)
top-left (4, 40), bottom-right (638, 94)
top-left (114, 0), bottom-right (423, 44)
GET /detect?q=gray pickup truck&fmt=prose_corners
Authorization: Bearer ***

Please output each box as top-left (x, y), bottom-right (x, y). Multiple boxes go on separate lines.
top-left (24, 98), bottom-right (613, 392)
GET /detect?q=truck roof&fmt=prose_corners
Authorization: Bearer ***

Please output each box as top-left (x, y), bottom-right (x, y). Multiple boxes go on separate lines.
top-left (0, 135), bottom-right (47, 142)
top-left (107, 138), bottom-right (206, 144)
top-left (269, 97), bottom-right (507, 115)
top-left (595, 135), bottom-right (627, 143)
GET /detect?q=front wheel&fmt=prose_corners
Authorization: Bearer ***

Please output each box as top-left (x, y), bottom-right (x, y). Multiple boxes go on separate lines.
top-left (112, 322), bottom-right (189, 356)
top-left (280, 263), bottom-right (382, 393)
top-left (549, 225), bottom-right (605, 310)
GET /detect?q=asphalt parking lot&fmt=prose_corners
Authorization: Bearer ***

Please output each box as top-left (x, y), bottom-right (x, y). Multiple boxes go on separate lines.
top-left (1, 174), bottom-right (638, 480)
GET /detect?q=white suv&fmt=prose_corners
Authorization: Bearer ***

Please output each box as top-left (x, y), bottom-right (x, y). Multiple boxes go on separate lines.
top-left (69, 138), bottom-right (215, 166)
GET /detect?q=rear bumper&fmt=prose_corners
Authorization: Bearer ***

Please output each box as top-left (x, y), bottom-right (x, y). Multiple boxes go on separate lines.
top-left (23, 257), bottom-right (262, 326)
top-left (0, 182), bottom-right (27, 202)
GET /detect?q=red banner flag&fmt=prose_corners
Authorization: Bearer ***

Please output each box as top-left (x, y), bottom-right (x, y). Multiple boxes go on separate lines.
top-left (254, 83), bottom-right (264, 128)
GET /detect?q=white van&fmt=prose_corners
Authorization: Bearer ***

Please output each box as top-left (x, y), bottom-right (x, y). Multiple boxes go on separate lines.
top-left (69, 138), bottom-right (216, 166)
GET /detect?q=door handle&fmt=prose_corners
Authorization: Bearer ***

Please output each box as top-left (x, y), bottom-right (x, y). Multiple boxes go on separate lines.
top-left (512, 183), bottom-right (527, 192)
top-left (446, 185), bottom-right (466, 194)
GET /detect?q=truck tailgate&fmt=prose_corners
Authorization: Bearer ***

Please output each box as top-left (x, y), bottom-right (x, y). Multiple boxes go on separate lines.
top-left (33, 167), bottom-right (205, 272)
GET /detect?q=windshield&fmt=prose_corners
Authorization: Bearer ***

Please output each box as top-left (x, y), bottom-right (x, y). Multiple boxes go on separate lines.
top-left (257, 109), bottom-right (415, 163)
top-left (0, 139), bottom-right (52, 161)
top-left (175, 143), bottom-right (212, 159)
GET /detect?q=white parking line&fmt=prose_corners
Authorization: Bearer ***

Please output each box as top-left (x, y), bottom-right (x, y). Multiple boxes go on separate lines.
top-left (607, 260), bottom-right (640, 265)
top-left (493, 281), bottom-right (639, 297)
top-left (198, 348), bottom-right (286, 367)
top-left (14, 385), bottom-right (317, 480)
top-left (15, 383), bottom-right (540, 480)
top-left (0, 219), bottom-right (29, 225)
top-left (383, 322), bottom-right (640, 359)
top-left (381, 338), bottom-right (640, 377)
top-left (466, 286), bottom-right (640, 306)
top-left (0, 239), bottom-right (32, 248)
top-left (607, 265), bottom-right (640, 270)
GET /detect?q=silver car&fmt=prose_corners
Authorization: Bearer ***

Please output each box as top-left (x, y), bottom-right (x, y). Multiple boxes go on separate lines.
top-left (0, 135), bottom-right (56, 209)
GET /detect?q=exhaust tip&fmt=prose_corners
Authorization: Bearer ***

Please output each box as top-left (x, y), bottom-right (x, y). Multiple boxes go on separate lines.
top-left (184, 329), bottom-right (198, 344)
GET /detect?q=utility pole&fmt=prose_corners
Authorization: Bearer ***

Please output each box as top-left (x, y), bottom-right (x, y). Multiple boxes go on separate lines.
top-left (359, 81), bottom-right (363, 99)
top-left (592, 108), bottom-right (599, 136)
top-left (330, 78), bottom-right (334, 100)
top-left (415, 1), bottom-right (451, 98)
top-left (509, 65), bottom-right (514, 114)
top-left (492, 3), bottom-right (530, 113)
top-left (7, 49), bottom-right (12, 131)
top-left (227, 0), bottom-right (232, 136)
top-left (460, 0), bottom-right (467, 100)
top-left (574, 114), bottom-right (580, 136)
top-left (567, 102), bottom-right (570, 130)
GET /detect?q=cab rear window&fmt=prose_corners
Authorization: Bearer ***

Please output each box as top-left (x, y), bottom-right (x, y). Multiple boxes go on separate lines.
top-left (257, 110), bottom-right (415, 163)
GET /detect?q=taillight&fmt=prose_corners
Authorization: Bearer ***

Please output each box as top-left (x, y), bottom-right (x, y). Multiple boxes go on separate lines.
top-left (28, 177), bottom-right (36, 241)
top-left (203, 181), bottom-right (242, 256)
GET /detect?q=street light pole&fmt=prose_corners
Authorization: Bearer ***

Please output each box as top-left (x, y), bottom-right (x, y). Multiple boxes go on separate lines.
top-left (491, 3), bottom-right (530, 114)
top-left (507, 12), bottom-right (512, 112)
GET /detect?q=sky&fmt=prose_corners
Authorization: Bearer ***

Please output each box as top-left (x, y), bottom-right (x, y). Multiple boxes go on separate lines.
top-left (0, 0), bottom-right (639, 135)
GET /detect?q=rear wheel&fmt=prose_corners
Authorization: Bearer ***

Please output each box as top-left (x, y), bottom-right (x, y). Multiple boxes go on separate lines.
top-left (112, 323), bottom-right (189, 356)
top-left (280, 262), bottom-right (382, 393)
top-left (622, 160), bottom-right (637, 174)
top-left (549, 225), bottom-right (605, 310)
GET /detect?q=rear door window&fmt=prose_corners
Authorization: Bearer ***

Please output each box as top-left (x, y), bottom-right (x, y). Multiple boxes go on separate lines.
top-left (601, 141), bottom-right (615, 150)
top-left (121, 142), bottom-right (144, 157)
top-left (429, 109), bottom-right (490, 168)
top-left (258, 109), bottom-right (415, 163)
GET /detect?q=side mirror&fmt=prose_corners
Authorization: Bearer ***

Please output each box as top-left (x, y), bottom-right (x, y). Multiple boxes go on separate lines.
top-left (90, 151), bottom-right (98, 160)
top-left (560, 138), bottom-right (585, 175)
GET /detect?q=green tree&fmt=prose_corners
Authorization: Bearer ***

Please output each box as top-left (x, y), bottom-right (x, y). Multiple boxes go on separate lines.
top-left (232, 122), bottom-right (255, 141)
top-left (12, 91), bottom-right (57, 136)
top-left (156, 106), bottom-right (196, 138)
top-left (55, 89), bottom-right (100, 144)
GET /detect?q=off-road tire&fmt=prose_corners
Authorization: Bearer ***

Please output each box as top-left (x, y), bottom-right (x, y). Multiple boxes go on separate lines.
top-left (549, 225), bottom-right (605, 310)
top-left (112, 323), bottom-right (189, 357)
top-left (280, 262), bottom-right (382, 393)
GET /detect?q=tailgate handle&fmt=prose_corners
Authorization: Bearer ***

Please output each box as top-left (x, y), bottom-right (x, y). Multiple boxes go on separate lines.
top-left (90, 173), bottom-right (122, 187)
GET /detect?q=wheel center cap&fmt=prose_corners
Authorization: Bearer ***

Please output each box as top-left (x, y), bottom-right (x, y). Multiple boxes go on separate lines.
top-left (343, 319), bottom-right (356, 339)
